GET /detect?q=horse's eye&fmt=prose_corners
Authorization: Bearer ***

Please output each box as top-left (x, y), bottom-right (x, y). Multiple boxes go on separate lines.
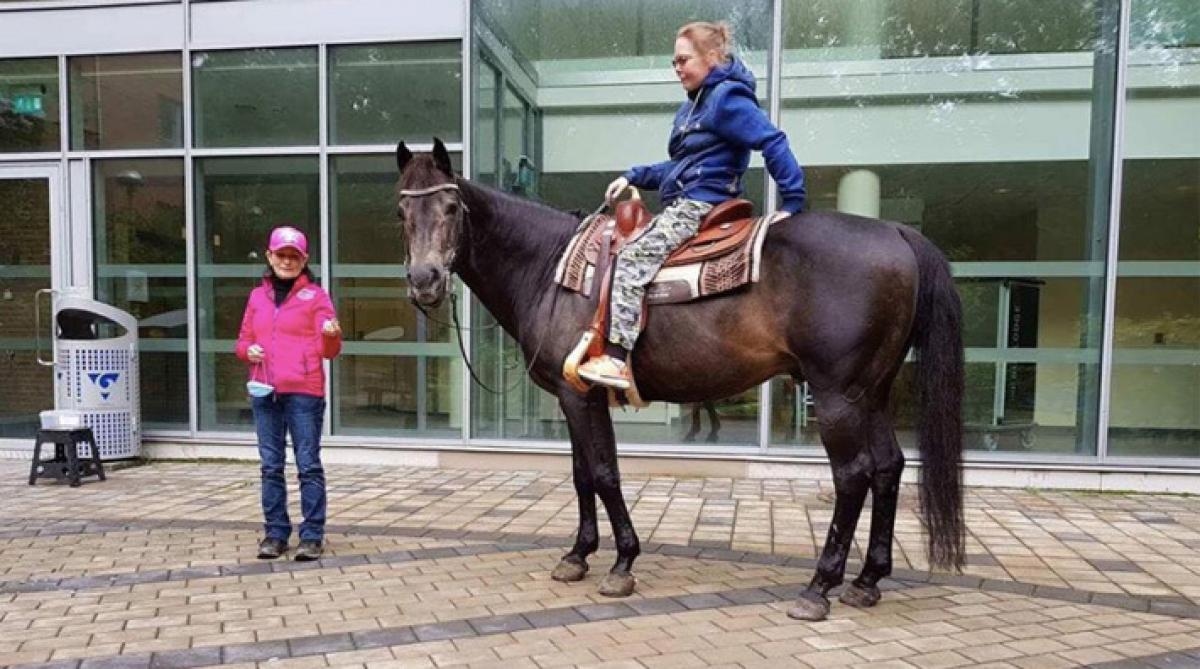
top-left (396, 206), bottom-right (406, 221)
top-left (444, 201), bottom-right (459, 216)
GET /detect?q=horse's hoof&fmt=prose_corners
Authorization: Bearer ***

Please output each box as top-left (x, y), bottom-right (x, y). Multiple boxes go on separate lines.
top-left (551, 556), bottom-right (588, 582)
top-left (786, 593), bottom-right (830, 621)
top-left (838, 583), bottom-right (881, 608)
top-left (598, 571), bottom-right (636, 597)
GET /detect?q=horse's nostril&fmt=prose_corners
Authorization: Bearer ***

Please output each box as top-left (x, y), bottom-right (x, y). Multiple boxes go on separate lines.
top-left (409, 264), bottom-right (436, 288)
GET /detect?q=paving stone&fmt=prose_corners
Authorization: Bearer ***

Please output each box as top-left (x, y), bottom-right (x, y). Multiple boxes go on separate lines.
top-left (78, 655), bottom-right (152, 669)
top-left (464, 613), bottom-right (532, 635)
top-left (674, 593), bottom-right (733, 610)
top-left (575, 602), bottom-right (639, 622)
top-left (522, 607), bottom-right (588, 628)
top-left (287, 632), bottom-right (356, 656)
top-left (411, 620), bottom-right (474, 642)
top-left (148, 647), bottom-right (222, 669)
top-left (221, 640), bottom-right (290, 664)
top-left (350, 627), bottom-right (418, 649)
top-left (1091, 594), bottom-right (1151, 613)
top-left (720, 587), bottom-right (779, 605)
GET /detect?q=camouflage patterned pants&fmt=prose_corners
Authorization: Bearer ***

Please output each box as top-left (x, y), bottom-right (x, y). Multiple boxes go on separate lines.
top-left (609, 199), bottom-right (713, 350)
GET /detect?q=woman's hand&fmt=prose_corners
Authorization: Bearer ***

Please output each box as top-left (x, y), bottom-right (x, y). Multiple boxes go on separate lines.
top-left (604, 176), bottom-right (630, 203)
top-left (322, 319), bottom-right (342, 338)
top-left (247, 344), bottom-right (265, 363)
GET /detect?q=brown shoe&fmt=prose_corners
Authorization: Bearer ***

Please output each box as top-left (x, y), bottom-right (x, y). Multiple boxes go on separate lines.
top-left (577, 355), bottom-right (631, 390)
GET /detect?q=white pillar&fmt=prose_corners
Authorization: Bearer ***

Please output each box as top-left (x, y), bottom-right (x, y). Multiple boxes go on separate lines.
top-left (836, 169), bottom-right (881, 219)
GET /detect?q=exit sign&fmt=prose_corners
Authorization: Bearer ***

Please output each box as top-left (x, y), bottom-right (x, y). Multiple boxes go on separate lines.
top-left (12, 94), bottom-right (43, 117)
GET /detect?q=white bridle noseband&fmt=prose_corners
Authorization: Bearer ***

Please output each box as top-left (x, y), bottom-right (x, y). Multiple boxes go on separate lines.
top-left (398, 182), bottom-right (461, 198)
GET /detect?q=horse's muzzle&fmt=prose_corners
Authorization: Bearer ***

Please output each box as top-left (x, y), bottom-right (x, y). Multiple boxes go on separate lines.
top-left (407, 263), bottom-right (449, 308)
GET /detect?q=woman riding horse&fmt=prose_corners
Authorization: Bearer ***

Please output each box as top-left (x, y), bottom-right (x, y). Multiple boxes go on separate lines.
top-left (578, 21), bottom-right (806, 391)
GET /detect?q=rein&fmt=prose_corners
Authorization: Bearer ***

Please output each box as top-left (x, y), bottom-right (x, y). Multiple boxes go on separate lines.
top-left (416, 291), bottom-right (557, 396)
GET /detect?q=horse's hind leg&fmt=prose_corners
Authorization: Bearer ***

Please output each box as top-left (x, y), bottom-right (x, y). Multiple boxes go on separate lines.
top-left (551, 391), bottom-right (600, 583)
top-left (683, 403), bottom-right (701, 442)
top-left (841, 409), bottom-right (905, 609)
top-left (789, 399), bottom-right (872, 622)
top-left (704, 401), bottom-right (721, 442)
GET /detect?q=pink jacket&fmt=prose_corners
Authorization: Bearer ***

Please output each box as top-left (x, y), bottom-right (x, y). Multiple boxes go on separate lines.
top-left (235, 274), bottom-right (342, 397)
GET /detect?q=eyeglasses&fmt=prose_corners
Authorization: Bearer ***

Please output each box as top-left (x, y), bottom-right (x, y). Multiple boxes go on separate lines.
top-left (671, 55), bottom-right (693, 69)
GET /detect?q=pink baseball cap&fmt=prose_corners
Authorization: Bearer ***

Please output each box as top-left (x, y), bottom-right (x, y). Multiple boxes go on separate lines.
top-left (268, 226), bottom-right (308, 258)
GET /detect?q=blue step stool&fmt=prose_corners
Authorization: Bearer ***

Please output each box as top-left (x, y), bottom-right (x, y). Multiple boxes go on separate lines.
top-left (29, 428), bottom-right (106, 487)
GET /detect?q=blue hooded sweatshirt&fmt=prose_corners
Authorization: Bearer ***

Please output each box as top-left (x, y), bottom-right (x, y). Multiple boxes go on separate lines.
top-left (624, 57), bottom-right (806, 214)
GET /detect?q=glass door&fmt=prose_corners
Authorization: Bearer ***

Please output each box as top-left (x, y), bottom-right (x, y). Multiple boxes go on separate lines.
top-left (0, 164), bottom-right (63, 447)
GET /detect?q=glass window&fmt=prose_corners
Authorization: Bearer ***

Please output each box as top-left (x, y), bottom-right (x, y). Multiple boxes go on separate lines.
top-left (0, 58), bottom-right (60, 153)
top-left (92, 159), bottom-right (187, 429)
top-left (765, 0), bottom-right (1122, 456)
top-left (0, 177), bottom-right (53, 438)
top-left (1108, 0), bottom-right (1199, 458)
top-left (330, 153), bottom-right (463, 437)
top-left (470, 1), bottom-right (772, 444)
top-left (475, 0), bottom-right (772, 67)
top-left (192, 48), bottom-right (318, 148)
top-left (475, 57), bottom-right (499, 186)
top-left (195, 156), bottom-right (320, 431)
top-left (70, 53), bottom-right (183, 150)
top-left (330, 41), bottom-right (463, 145)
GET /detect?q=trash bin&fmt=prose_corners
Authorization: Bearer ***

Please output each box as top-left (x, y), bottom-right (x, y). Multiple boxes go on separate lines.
top-left (52, 291), bottom-right (140, 460)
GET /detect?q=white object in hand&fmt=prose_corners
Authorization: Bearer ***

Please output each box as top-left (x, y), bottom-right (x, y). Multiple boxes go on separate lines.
top-left (323, 319), bottom-right (338, 333)
top-left (248, 344), bottom-right (264, 359)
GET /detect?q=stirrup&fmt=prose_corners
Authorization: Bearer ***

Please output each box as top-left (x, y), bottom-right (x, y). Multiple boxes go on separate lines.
top-left (578, 356), bottom-right (631, 390)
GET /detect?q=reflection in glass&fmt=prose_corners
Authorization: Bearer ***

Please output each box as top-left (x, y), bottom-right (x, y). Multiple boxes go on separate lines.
top-left (1107, 0), bottom-right (1199, 458)
top-left (0, 58), bottom-right (60, 152)
top-left (0, 178), bottom-right (53, 437)
top-left (471, 1), bottom-right (771, 444)
top-left (195, 156), bottom-right (320, 430)
top-left (70, 53), bottom-right (183, 150)
top-left (475, 58), bottom-right (499, 187)
top-left (475, 0), bottom-right (772, 65)
top-left (330, 42), bottom-right (463, 145)
top-left (329, 154), bottom-right (461, 437)
top-left (192, 48), bottom-right (318, 147)
top-left (93, 159), bottom-right (187, 428)
top-left (764, 0), bottom-right (1123, 454)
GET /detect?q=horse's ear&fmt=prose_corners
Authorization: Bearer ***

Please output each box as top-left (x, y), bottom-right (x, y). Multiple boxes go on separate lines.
top-left (396, 142), bottom-right (413, 173)
top-left (432, 137), bottom-right (454, 176)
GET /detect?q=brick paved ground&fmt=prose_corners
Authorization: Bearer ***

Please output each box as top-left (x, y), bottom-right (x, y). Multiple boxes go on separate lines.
top-left (1, 459), bottom-right (1199, 668)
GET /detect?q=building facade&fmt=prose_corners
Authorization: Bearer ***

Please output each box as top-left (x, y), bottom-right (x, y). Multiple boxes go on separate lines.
top-left (0, 0), bottom-right (1196, 480)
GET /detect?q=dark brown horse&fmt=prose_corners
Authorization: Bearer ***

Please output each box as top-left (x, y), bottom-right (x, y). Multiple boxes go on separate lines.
top-left (396, 139), bottom-right (965, 621)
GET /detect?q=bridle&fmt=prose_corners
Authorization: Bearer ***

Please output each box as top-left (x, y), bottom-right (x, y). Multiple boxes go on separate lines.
top-left (398, 177), bottom-right (552, 395)
top-left (398, 181), bottom-right (466, 200)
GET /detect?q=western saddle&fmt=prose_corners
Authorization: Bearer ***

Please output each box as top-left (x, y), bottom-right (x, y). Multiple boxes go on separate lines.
top-left (582, 194), bottom-right (757, 360)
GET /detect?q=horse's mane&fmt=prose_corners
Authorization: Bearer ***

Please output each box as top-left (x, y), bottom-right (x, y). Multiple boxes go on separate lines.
top-left (459, 178), bottom-right (582, 295)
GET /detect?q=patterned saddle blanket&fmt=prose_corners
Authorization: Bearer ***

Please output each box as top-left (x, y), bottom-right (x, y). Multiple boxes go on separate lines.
top-left (553, 200), bottom-right (780, 304)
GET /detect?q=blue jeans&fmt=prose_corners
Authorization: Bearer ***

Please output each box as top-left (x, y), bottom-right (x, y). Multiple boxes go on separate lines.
top-left (252, 393), bottom-right (326, 543)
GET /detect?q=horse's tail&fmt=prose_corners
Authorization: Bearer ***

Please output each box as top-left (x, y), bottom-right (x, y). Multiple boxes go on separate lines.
top-left (899, 226), bottom-right (965, 571)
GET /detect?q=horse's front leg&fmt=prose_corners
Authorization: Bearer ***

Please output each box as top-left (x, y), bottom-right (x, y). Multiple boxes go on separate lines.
top-left (558, 387), bottom-right (640, 596)
top-left (551, 391), bottom-right (600, 583)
